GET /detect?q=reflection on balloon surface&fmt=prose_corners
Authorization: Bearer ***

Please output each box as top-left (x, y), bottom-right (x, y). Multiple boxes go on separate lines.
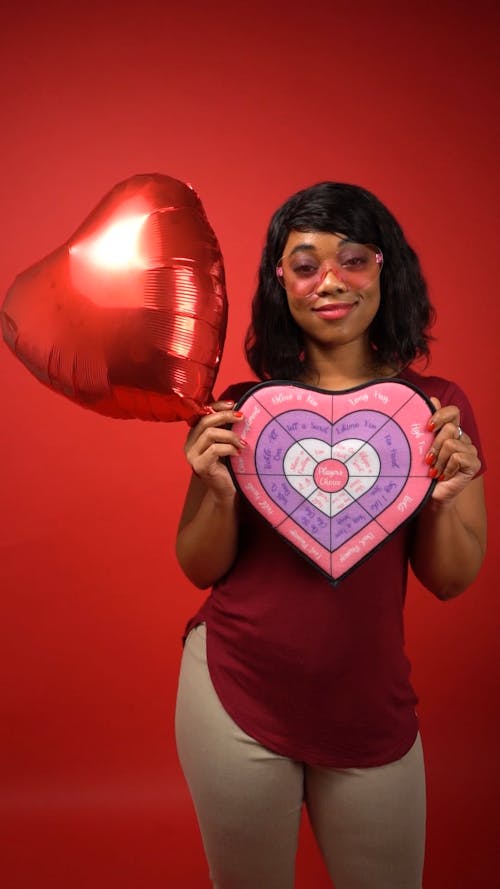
top-left (1, 174), bottom-right (228, 422)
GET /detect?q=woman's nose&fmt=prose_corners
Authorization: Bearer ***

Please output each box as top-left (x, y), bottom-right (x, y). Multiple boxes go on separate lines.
top-left (317, 265), bottom-right (349, 292)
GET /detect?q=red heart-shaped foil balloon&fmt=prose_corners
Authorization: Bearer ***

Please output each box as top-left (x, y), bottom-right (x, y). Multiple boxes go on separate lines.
top-left (1, 174), bottom-right (227, 422)
top-left (229, 380), bottom-right (436, 584)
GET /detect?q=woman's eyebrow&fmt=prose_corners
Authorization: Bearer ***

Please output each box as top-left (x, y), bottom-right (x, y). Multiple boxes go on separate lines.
top-left (288, 238), bottom-right (352, 256)
top-left (288, 243), bottom-right (317, 255)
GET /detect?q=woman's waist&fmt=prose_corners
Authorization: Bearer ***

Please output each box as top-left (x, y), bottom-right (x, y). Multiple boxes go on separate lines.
top-left (205, 603), bottom-right (411, 693)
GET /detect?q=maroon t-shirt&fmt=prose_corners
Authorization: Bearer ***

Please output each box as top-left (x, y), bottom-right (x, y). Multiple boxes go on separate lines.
top-left (184, 368), bottom-right (485, 767)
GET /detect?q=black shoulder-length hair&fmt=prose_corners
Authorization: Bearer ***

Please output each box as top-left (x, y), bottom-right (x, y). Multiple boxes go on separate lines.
top-left (245, 181), bottom-right (435, 380)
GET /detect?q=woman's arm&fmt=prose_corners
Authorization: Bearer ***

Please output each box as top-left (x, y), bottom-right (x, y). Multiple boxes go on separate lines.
top-left (176, 401), bottom-right (246, 589)
top-left (410, 399), bottom-right (487, 599)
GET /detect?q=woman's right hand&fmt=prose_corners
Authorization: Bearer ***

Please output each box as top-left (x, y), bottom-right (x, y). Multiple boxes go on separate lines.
top-left (184, 400), bottom-right (246, 498)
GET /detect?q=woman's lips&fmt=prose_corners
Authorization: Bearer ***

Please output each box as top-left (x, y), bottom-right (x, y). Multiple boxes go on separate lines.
top-left (312, 302), bottom-right (356, 319)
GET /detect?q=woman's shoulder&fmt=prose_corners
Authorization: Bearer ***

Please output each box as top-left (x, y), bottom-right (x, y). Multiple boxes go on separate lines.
top-left (399, 366), bottom-right (485, 464)
top-left (216, 380), bottom-right (260, 405)
top-left (398, 366), bottom-right (469, 402)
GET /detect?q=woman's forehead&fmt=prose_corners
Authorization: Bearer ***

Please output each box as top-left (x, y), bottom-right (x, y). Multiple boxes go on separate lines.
top-left (283, 230), bottom-right (350, 253)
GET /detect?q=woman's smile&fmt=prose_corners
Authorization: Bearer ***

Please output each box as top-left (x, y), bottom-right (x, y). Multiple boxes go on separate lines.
top-left (311, 300), bottom-right (358, 320)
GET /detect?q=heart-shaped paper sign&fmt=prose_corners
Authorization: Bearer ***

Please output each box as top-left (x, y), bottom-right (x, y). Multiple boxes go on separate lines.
top-left (229, 379), bottom-right (436, 584)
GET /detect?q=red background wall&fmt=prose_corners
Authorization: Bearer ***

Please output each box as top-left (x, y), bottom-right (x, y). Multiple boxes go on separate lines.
top-left (1, 2), bottom-right (498, 886)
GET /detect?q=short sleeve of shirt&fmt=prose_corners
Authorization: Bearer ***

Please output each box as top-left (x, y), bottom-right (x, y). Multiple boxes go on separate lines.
top-left (422, 377), bottom-right (485, 475)
top-left (216, 380), bottom-right (259, 406)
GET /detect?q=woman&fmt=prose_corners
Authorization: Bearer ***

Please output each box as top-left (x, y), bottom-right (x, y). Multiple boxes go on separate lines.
top-left (174, 182), bottom-right (486, 889)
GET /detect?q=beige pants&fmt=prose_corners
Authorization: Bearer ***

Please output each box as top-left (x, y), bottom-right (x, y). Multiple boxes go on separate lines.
top-left (175, 624), bottom-right (426, 889)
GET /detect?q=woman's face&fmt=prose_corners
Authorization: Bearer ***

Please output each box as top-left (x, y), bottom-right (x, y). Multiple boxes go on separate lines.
top-left (278, 230), bottom-right (382, 352)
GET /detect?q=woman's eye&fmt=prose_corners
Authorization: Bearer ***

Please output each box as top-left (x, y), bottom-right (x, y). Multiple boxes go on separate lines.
top-left (292, 263), bottom-right (318, 277)
top-left (340, 255), bottom-right (368, 269)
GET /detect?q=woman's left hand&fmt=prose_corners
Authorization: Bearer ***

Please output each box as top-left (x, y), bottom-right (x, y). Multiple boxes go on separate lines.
top-left (426, 398), bottom-right (481, 504)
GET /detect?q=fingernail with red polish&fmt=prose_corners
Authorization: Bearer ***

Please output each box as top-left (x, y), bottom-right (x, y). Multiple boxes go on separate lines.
top-left (439, 473), bottom-right (446, 482)
top-left (428, 467), bottom-right (439, 478)
top-left (425, 451), bottom-right (436, 466)
top-left (427, 419), bottom-right (435, 431)
top-left (233, 410), bottom-right (244, 419)
top-left (239, 438), bottom-right (247, 447)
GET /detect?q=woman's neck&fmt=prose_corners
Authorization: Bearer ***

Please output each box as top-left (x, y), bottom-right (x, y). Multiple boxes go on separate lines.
top-left (300, 342), bottom-right (397, 391)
